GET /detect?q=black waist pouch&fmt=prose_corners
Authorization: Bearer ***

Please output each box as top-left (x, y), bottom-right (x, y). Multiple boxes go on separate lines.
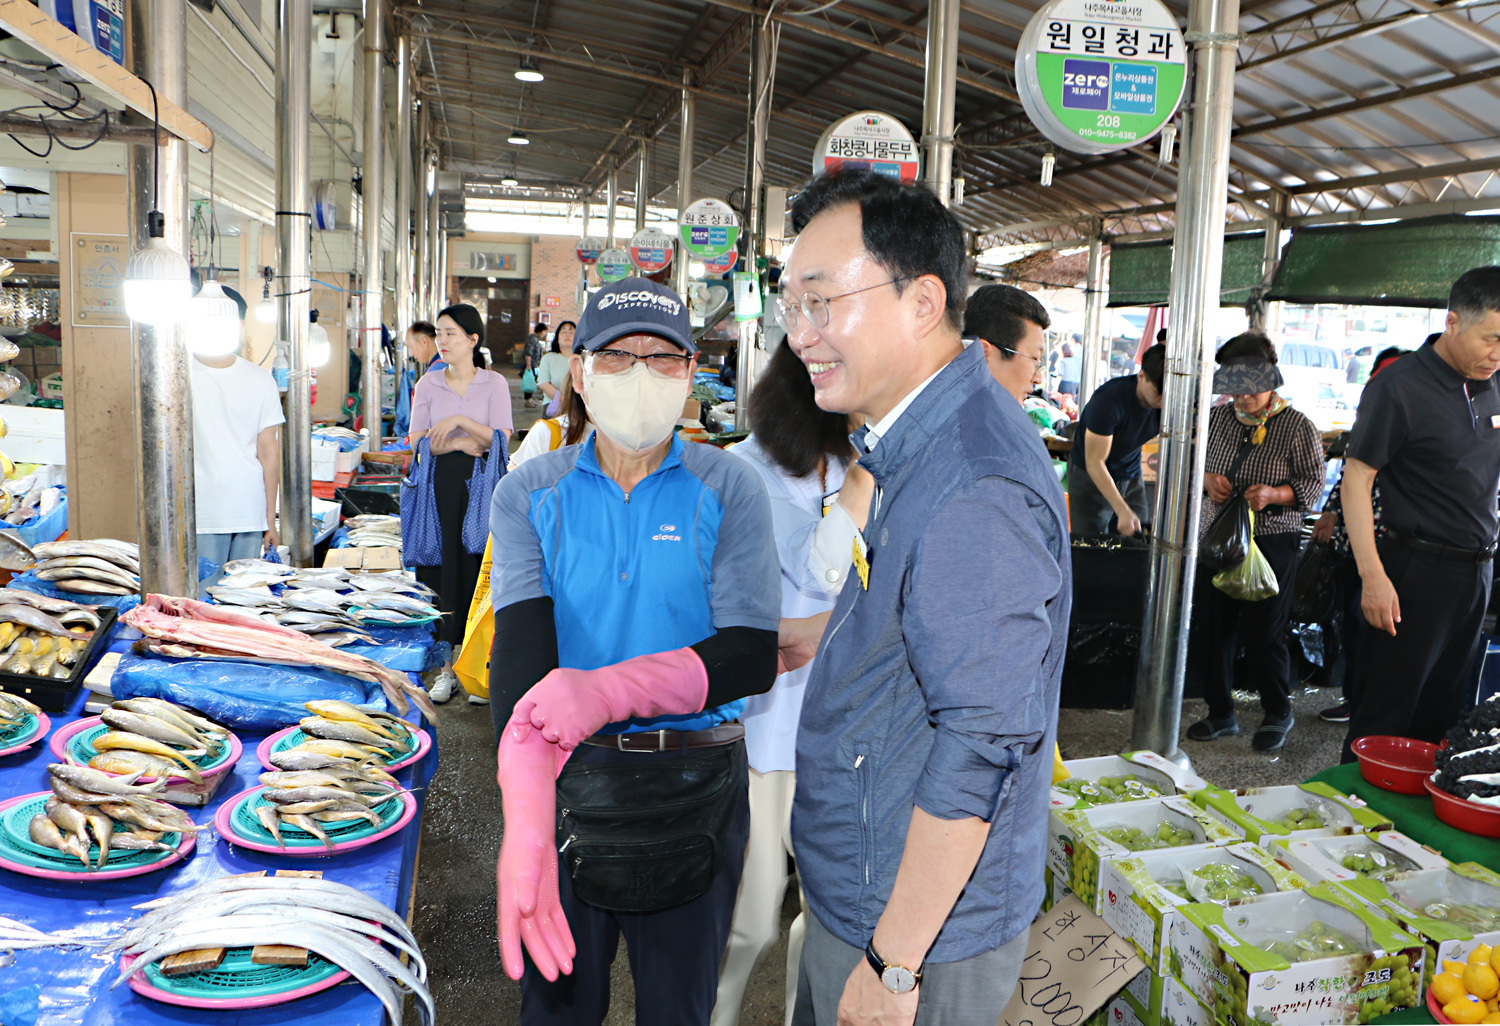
top-left (555, 741), bottom-right (746, 914)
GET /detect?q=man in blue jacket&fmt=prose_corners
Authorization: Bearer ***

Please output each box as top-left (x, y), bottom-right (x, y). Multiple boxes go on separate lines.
top-left (777, 170), bottom-right (1072, 1026)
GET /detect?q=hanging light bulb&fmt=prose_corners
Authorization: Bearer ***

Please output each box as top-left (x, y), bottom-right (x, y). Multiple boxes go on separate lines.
top-left (514, 59), bottom-right (544, 83)
top-left (255, 267), bottom-right (276, 323)
top-left (124, 212), bottom-right (192, 325)
top-left (189, 277), bottom-right (241, 355)
top-left (1039, 152), bottom-right (1056, 188)
top-left (507, 129), bottom-right (530, 145)
top-left (308, 314), bottom-right (331, 367)
top-left (501, 175), bottom-right (519, 187)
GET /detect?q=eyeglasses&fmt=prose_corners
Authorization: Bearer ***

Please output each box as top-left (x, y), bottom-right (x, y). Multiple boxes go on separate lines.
top-left (1000, 346), bottom-right (1044, 371)
top-left (775, 278), bottom-right (910, 334)
top-left (587, 348), bottom-right (693, 379)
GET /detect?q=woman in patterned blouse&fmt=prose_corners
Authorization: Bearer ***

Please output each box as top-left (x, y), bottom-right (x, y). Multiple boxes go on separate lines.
top-left (1187, 332), bottom-right (1327, 752)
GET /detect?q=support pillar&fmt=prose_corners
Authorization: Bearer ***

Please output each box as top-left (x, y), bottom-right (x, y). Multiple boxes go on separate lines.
top-left (360, 0), bottom-right (384, 442)
top-left (413, 102), bottom-right (428, 317)
top-left (736, 12), bottom-right (772, 431)
top-left (427, 154), bottom-right (440, 308)
top-left (1251, 191), bottom-right (1286, 335)
top-left (1079, 230), bottom-right (1107, 407)
top-left (634, 140), bottom-right (648, 233)
top-left (921, 0), bottom-right (960, 205)
top-left (674, 69), bottom-right (695, 298)
top-left (605, 166), bottom-right (618, 249)
top-left (129, 0), bottom-right (195, 593)
top-left (1132, 0), bottom-right (1242, 763)
top-left (276, 0), bottom-right (314, 566)
top-left (395, 32), bottom-right (412, 361)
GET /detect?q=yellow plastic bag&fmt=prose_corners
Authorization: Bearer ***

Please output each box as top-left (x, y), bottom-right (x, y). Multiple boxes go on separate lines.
top-left (1052, 744), bottom-right (1069, 784)
top-left (1211, 509), bottom-right (1280, 602)
top-left (453, 535), bottom-right (493, 699)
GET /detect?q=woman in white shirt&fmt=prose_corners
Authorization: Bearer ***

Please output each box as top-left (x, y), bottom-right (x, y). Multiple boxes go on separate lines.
top-left (713, 340), bottom-right (873, 1026)
top-left (506, 376), bottom-right (592, 471)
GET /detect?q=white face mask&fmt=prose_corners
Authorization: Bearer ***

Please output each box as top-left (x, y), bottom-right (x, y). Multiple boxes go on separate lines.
top-left (582, 359), bottom-right (691, 453)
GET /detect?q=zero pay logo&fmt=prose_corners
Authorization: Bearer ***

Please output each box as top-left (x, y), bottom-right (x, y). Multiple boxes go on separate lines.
top-left (653, 523), bottom-right (682, 542)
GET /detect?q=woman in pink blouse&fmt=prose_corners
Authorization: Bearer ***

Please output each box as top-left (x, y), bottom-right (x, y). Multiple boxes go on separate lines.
top-left (408, 303), bottom-right (514, 703)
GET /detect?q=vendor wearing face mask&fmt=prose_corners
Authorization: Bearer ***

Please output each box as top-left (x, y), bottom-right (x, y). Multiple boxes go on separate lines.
top-left (488, 276), bottom-right (781, 1026)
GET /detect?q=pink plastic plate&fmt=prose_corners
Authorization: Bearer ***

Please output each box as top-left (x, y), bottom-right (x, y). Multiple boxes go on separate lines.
top-left (256, 723), bottom-right (431, 773)
top-left (120, 950), bottom-right (352, 1010)
top-left (50, 716), bottom-right (242, 784)
top-left (213, 785), bottom-right (417, 857)
top-left (0, 792), bottom-right (196, 880)
top-left (0, 711), bottom-right (49, 757)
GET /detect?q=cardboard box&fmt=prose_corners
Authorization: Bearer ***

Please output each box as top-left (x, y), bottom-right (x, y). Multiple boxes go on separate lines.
top-left (1337, 864), bottom-right (1500, 981)
top-left (361, 547), bottom-right (402, 570)
top-left (1192, 783), bottom-right (1395, 846)
top-left (1273, 831), bottom-right (1450, 888)
top-left (322, 548), bottom-right (364, 569)
top-left (1100, 842), bottom-right (1309, 974)
top-left (1043, 864), bottom-right (1074, 912)
top-left (1049, 796), bottom-right (1241, 912)
top-left (1167, 882), bottom-right (1425, 1025)
top-left (1101, 970), bottom-right (1216, 1026)
top-left (1052, 752), bottom-right (1211, 811)
top-left (37, 371), bottom-right (62, 400)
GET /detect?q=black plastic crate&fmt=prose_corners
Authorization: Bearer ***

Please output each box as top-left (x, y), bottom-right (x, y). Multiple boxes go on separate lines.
top-left (335, 487), bottom-right (401, 519)
top-left (0, 605), bottom-right (119, 712)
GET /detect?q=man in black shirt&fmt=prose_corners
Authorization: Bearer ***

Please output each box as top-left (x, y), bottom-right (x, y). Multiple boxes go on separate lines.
top-left (1065, 344), bottom-right (1166, 536)
top-left (1341, 267), bottom-right (1500, 761)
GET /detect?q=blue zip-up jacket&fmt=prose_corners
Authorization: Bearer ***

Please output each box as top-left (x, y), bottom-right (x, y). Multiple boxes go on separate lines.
top-left (489, 433), bottom-right (781, 733)
top-left (792, 340), bottom-right (1072, 963)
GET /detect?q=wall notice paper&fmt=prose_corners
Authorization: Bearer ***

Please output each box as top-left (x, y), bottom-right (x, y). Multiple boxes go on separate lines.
top-left (998, 894), bottom-right (1145, 1026)
top-left (70, 232), bottom-right (128, 327)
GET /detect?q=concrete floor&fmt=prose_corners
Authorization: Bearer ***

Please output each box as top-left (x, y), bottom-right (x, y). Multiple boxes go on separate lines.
top-left (403, 376), bottom-right (1352, 1024)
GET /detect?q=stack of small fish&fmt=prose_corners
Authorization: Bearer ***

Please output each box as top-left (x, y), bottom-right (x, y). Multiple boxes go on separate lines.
top-left (89, 698), bottom-right (230, 786)
top-left (0, 475), bottom-right (63, 527)
top-left (108, 876), bottom-right (433, 1025)
top-left (29, 761), bottom-right (205, 870)
top-left (0, 593), bottom-right (100, 680)
top-left (0, 690), bottom-right (40, 736)
top-left (254, 701), bottom-right (411, 850)
top-left (207, 560), bottom-right (440, 632)
top-left (30, 539), bottom-right (140, 595)
top-left (0, 914), bottom-right (105, 967)
top-left (344, 514), bottom-right (402, 550)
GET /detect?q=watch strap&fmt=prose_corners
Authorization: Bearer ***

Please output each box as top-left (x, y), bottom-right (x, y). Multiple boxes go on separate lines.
top-left (864, 938), bottom-right (922, 987)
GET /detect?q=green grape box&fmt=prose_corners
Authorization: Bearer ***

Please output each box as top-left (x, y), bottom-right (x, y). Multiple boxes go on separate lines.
top-left (1099, 842), bottom-right (1310, 974)
top-left (1043, 864), bottom-right (1075, 913)
top-left (1049, 796), bottom-right (1241, 912)
top-left (1051, 752), bottom-right (1212, 812)
top-left (1336, 863), bottom-right (1500, 983)
top-left (1273, 831), bottom-right (1450, 888)
top-left (1191, 783), bottom-right (1395, 847)
top-left (1166, 882), bottom-right (1425, 1025)
top-left (1099, 968), bottom-right (1216, 1026)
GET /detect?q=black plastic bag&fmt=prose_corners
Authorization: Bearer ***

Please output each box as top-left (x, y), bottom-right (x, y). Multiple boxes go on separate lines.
top-left (1292, 542), bottom-right (1338, 624)
top-left (1201, 494), bottom-right (1251, 571)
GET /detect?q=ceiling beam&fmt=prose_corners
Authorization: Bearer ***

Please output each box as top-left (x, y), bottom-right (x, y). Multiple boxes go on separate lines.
top-left (1234, 63), bottom-right (1500, 138)
top-left (1244, 155), bottom-right (1500, 196)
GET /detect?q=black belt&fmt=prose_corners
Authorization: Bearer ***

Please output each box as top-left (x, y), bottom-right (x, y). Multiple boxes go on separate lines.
top-left (581, 723), bottom-right (744, 752)
top-left (1387, 528), bottom-right (1497, 564)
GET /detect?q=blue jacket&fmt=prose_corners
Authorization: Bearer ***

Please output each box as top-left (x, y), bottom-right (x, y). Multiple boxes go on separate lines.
top-left (489, 433), bottom-right (781, 734)
top-left (792, 340), bottom-right (1072, 963)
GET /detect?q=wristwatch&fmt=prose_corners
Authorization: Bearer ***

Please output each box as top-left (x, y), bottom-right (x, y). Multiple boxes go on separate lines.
top-left (865, 939), bottom-right (922, 994)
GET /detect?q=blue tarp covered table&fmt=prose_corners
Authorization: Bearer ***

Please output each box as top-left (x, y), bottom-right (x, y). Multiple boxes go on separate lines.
top-left (0, 670), bottom-right (437, 1026)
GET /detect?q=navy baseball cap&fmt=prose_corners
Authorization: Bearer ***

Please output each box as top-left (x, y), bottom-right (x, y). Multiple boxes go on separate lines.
top-left (576, 277), bottom-right (694, 355)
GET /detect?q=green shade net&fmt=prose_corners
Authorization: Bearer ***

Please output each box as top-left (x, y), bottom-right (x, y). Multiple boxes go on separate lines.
top-left (1107, 233), bottom-right (1265, 308)
top-left (1269, 215), bottom-right (1500, 308)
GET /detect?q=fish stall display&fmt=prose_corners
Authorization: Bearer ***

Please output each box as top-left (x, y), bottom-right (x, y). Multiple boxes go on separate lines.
top-left (0, 475), bottom-right (63, 527)
top-left (55, 698), bottom-right (239, 787)
top-left (343, 514), bottom-right (402, 550)
top-left (108, 875), bottom-right (433, 1023)
top-left (207, 561), bottom-right (440, 632)
top-left (6, 762), bottom-right (206, 873)
top-left (121, 594), bottom-right (437, 719)
top-left (28, 540), bottom-right (141, 596)
top-left (0, 597), bottom-right (99, 680)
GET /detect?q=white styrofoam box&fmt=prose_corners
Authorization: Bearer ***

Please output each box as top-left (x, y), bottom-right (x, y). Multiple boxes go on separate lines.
top-left (0, 405), bottom-right (65, 465)
top-left (311, 445), bottom-right (337, 482)
top-left (335, 448), bottom-right (361, 474)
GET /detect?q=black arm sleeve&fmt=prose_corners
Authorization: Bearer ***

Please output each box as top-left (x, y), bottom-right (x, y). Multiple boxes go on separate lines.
top-left (693, 626), bottom-right (779, 710)
top-left (488, 596), bottom-right (559, 745)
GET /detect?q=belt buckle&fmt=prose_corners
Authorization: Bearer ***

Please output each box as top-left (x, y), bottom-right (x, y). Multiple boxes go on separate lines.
top-left (658, 729), bottom-right (668, 752)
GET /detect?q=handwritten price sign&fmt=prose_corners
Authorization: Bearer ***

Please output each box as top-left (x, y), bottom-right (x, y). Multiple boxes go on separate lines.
top-left (999, 894), bottom-right (1145, 1026)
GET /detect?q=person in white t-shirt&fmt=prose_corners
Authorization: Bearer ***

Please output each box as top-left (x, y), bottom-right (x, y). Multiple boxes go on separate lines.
top-left (191, 335), bottom-right (285, 593)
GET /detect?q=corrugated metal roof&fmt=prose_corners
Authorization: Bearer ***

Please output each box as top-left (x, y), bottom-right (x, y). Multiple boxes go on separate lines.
top-left (397, 0), bottom-right (1500, 244)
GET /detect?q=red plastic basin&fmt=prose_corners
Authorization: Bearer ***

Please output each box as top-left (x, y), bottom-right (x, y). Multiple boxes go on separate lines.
top-left (1351, 735), bottom-right (1438, 795)
top-left (1425, 774), bottom-right (1500, 839)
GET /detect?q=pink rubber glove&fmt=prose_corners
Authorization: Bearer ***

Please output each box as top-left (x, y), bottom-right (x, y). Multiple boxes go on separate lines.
top-left (496, 727), bottom-right (576, 981)
top-left (508, 648), bottom-right (710, 751)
